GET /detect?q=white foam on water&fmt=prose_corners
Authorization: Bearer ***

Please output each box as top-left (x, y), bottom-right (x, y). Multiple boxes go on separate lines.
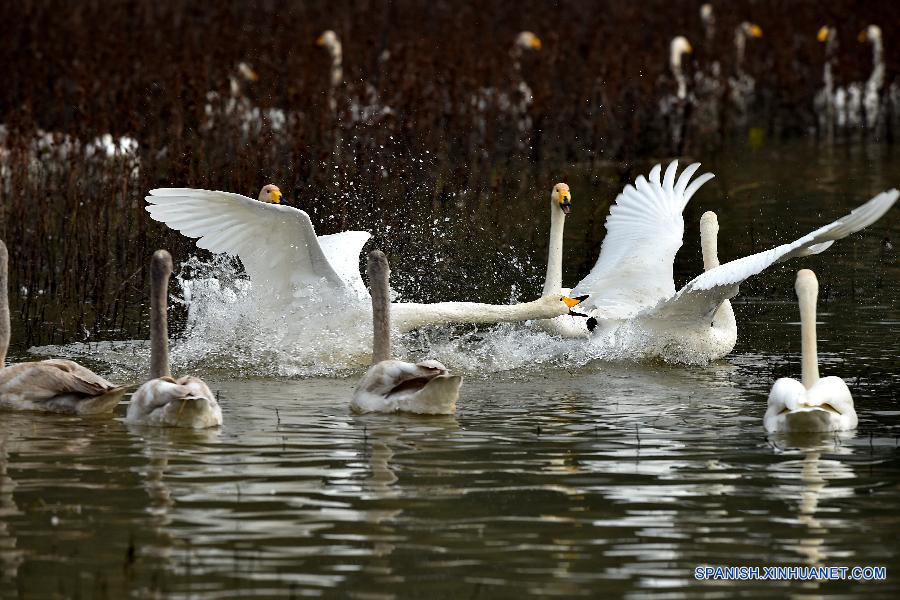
top-left (31, 254), bottom-right (721, 380)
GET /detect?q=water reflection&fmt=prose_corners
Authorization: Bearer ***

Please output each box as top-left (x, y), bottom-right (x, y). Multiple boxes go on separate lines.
top-left (1, 140), bottom-right (897, 597)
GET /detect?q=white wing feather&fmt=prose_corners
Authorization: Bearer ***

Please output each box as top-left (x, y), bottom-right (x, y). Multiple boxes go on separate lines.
top-left (317, 231), bottom-right (372, 299)
top-left (572, 161), bottom-right (714, 317)
top-left (644, 189), bottom-right (898, 323)
top-left (145, 188), bottom-right (370, 302)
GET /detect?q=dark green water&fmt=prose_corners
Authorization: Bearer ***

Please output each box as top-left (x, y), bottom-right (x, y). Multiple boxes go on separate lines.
top-left (1, 140), bottom-right (898, 597)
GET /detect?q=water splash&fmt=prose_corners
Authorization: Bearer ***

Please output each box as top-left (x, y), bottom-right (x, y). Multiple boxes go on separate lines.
top-left (31, 255), bottom-right (725, 379)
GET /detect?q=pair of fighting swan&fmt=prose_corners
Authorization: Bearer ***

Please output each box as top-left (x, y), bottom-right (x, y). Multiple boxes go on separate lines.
top-left (539, 162), bottom-right (896, 360)
top-left (145, 185), bottom-right (585, 334)
top-left (146, 162), bottom-right (897, 362)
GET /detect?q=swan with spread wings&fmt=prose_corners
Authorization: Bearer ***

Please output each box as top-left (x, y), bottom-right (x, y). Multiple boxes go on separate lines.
top-left (145, 185), bottom-right (583, 334)
top-left (566, 161), bottom-right (897, 360)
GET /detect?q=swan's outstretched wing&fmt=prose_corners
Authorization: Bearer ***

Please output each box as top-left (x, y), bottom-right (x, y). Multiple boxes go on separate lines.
top-left (572, 161), bottom-right (714, 317)
top-left (318, 231), bottom-right (371, 298)
top-left (146, 189), bottom-right (370, 302)
top-left (644, 189), bottom-right (898, 323)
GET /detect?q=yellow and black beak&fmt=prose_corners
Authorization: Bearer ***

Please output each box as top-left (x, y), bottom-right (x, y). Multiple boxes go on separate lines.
top-left (749, 24), bottom-right (763, 39)
top-left (562, 295), bottom-right (590, 317)
top-left (560, 192), bottom-right (572, 215)
top-left (858, 30), bottom-right (868, 43)
top-left (316, 34), bottom-right (327, 46)
top-left (271, 189), bottom-right (282, 204)
top-left (817, 26), bottom-right (830, 43)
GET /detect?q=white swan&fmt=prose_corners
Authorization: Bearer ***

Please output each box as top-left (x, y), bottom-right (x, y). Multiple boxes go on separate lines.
top-left (814, 26), bottom-right (839, 139)
top-left (145, 185), bottom-right (584, 334)
top-left (317, 30), bottom-right (393, 126)
top-left (693, 5), bottom-right (724, 139)
top-left (659, 36), bottom-right (693, 151)
top-left (729, 22), bottom-right (763, 125)
top-left (764, 270), bottom-right (858, 433)
top-left (470, 32), bottom-right (542, 151)
top-left (537, 183), bottom-right (589, 337)
top-left (568, 161), bottom-right (897, 361)
top-left (125, 250), bottom-right (223, 428)
top-left (859, 25), bottom-right (885, 131)
top-left (204, 62), bottom-right (287, 136)
top-left (352, 251), bottom-right (462, 414)
top-left (0, 240), bottom-right (126, 414)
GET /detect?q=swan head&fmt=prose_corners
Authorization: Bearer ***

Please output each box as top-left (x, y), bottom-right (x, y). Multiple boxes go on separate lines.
top-left (515, 31), bottom-right (542, 51)
top-left (858, 25), bottom-right (881, 43)
top-left (151, 249), bottom-right (173, 280)
top-left (741, 22), bottom-right (763, 39)
top-left (317, 30), bottom-right (341, 53)
top-left (700, 4), bottom-right (714, 24)
top-left (670, 36), bottom-right (693, 67)
top-left (258, 184), bottom-right (283, 204)
top-left (237, 62), bottom-right (259, 82)
top-left (551, 183), bottom-right (572, 215)
top-left (817, 26), bottom-right (835, 43)
top-left (795, 268), bottom-right (817, 297)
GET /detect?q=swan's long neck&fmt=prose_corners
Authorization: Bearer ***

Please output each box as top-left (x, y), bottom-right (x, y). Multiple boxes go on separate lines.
top-left (543, 204), bottom-right (566, 296)
top-left (867, 34), bottom-right (884, 91)
top-left (671, 47), bottom-right (687, 100)
top-left (700, 211), bottom-right (720, 271)
top-left (391, 297), bottom-right (567, 334)
top-left (329, 42), bottom-right (343, 90)
top-left (150, 250), bottom-right (173, 379)
top-left (368, 251), bottom-right (392, 364)
top-left (700, 212), bottom-right (736, 340)
top-left (701, 5), bottom-right (715, 48)
top-left (0, 241), bottom-right (9, 365)
top-left (823, 37), bottom-right (836, 96)
top-left (229, 75), bottom-right (242, 98)
top-left (734, 26), bottom-right (747, 72)
top-left (796, 269), bottom-right (820, 389)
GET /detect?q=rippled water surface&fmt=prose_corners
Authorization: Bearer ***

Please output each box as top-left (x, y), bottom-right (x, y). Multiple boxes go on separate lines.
top-left (2, 142), bottom-right (899, 597)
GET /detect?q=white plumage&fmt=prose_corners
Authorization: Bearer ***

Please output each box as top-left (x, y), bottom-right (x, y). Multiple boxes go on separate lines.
top-left (764, 270), bottom-right (858, 433)
top-left (146, 186), bottom-right (581, 334)
top-left (568, 161), bottom-right (897, 361)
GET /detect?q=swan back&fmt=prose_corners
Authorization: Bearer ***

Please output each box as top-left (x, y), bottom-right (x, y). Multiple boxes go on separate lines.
top-left (765, 376), bottom-right (857, 433)
top-left (126, 376), bottom-right (223, 428)
top-left (0, 359), bottom-right (126, 415)
top-left (352, 360), bottom-right (461, 415)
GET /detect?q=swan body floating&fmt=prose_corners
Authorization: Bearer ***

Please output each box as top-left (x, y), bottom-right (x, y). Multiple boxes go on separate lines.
top-left (0, 240), bottom-right (126, 414)
top-left (145, 186), bottom-right (583, 334)
top-left (352, 251), bottom-right (462, 414)
top-left (764, 270), bottom-right (858, 433)
top-left (125, 250), bottom-right (223, 428)
top-left (566, 161), bottom-right (897, 361)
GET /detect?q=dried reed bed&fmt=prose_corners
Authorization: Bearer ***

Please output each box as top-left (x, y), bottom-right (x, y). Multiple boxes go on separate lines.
top-left (0, 0), bottom-right (897, 348)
